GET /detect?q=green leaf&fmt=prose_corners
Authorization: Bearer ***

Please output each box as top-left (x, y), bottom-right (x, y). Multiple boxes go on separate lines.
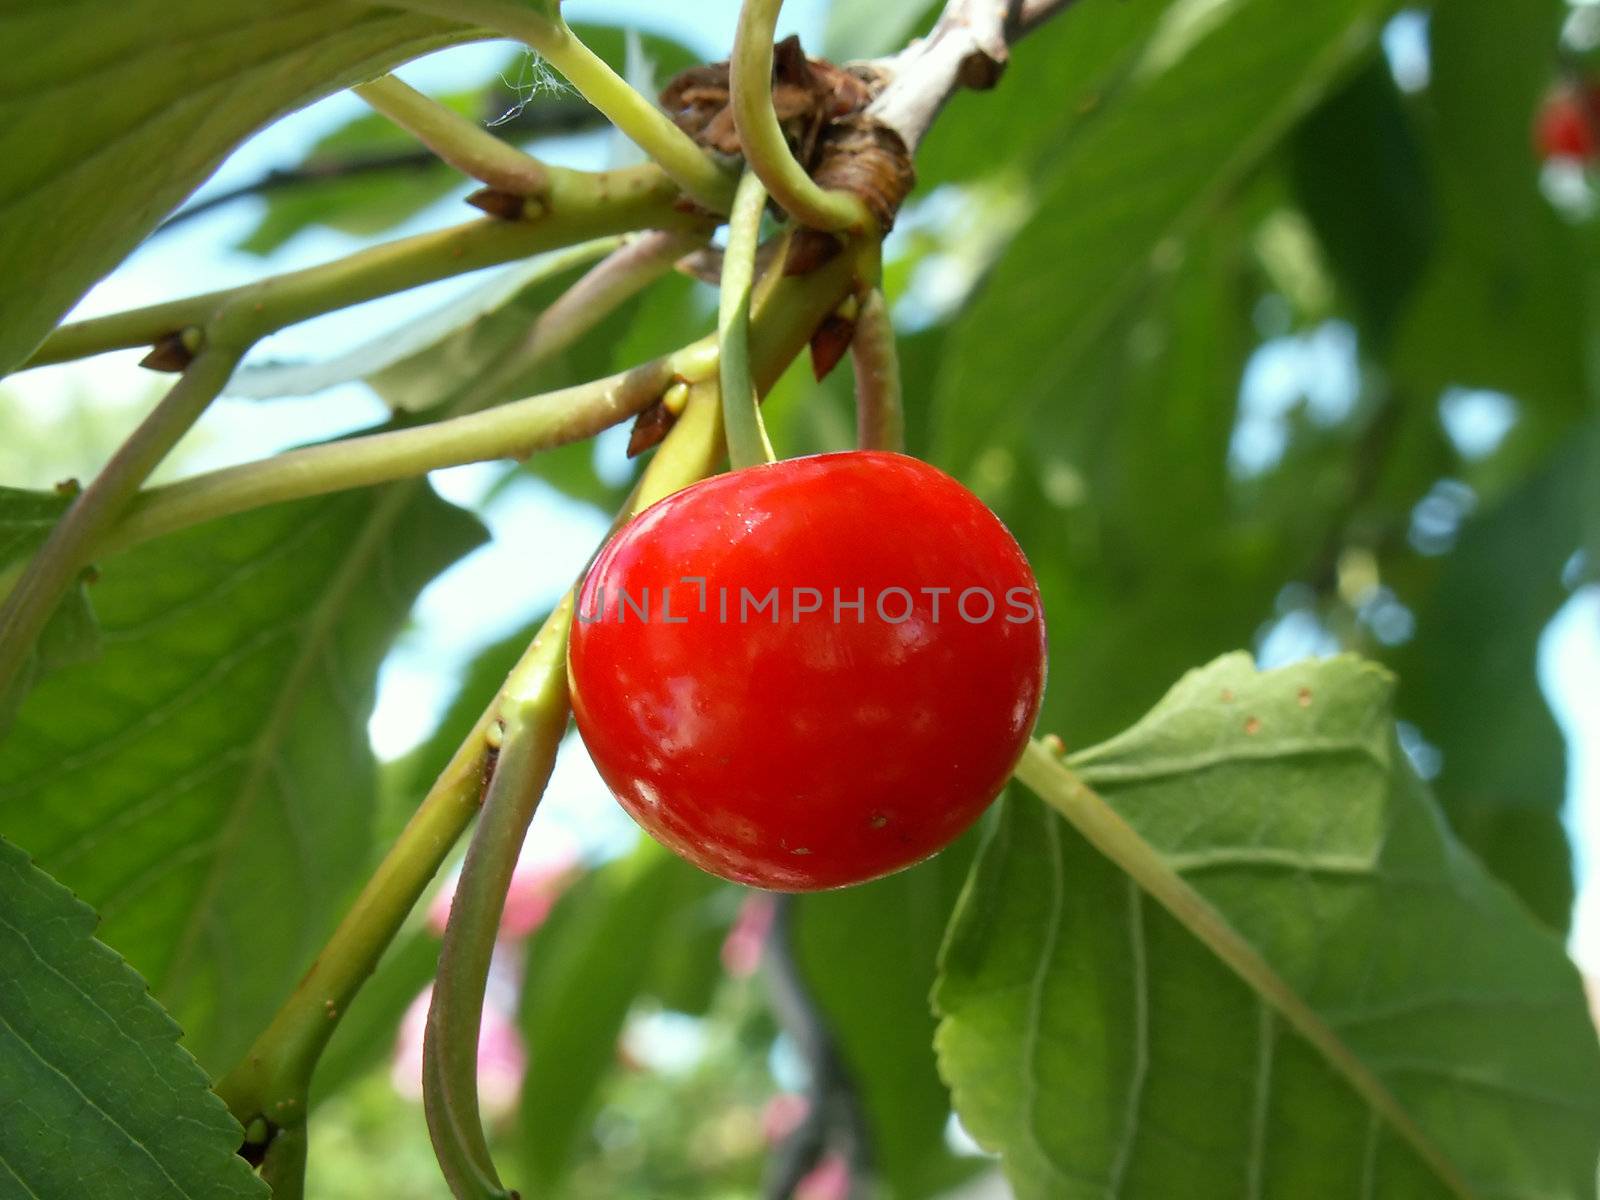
top-left (0, 479), bottom-right (484, 1071)
top-left (0, 834), bottom-right (266, 1199)
top-left (793, 834), bottom-right (982, 1198)
top-left (0, 487), bottom-right (100, 731)
top-left (1290, 60), bottom-right (1433, 350)
top-left (936, 654), bottom-right (1600, 1198)
top-left (1392, 0), bottom-right (1585, 454)
top-left (931, 0), bottom-right (1399, 475)
top-left (515, 839), bottom-right (721, 1190)
top-left (824, 0), bottom-right (939, 59)
top-left (0, 0), bottom-right (478, 376)
top-left (1387, 445), bottom-right (1589, 930)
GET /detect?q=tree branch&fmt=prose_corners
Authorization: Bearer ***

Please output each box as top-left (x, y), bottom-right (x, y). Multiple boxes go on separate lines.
top-left (762, 895), bottom-right (874, 1200)
top-left (864, 0), bottom-right (1083, 152)
top-left (25, 163), bottom-right (709, 370)
top-left (0, 350), bottom-right (240, 703)
top-left (355, 74), bottom-right (551, 194)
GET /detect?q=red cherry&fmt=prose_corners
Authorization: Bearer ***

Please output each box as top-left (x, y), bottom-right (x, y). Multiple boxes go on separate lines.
top-left (567, 451), bottom-right (1047, 891)
top-left (1536, 83), bottom-right (1600, 162)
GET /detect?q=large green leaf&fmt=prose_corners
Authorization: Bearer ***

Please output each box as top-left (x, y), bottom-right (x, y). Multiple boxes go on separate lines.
top-left (1385, 445), bottom-right (1589, 930)
top-left (931, 0), bottom-right (1399, 475)
top-left (0, 0), bottom-right (476, 375)
top-left (1290, 60), bottom-right (1433, 351)
top-left (1392, 0), bottom-right (1585, 459)
top-left (936, 654), bottom-right (1600, 1198)
top-left (792, 834), bottom-right (981, 1198)
top-left (0, 834), bottom-right (265, 1198)
top-left (0, 479), bottom-right (483, 1070)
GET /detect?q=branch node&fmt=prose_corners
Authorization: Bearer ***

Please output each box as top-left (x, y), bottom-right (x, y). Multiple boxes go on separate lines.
top-left (466, 187), bottom-right (531, 221)
top-left (139, 331), bottom-right (197, 373)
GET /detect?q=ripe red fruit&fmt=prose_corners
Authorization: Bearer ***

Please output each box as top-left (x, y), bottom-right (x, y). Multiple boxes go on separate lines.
top-left (1535, 83), bottom-right (1600, 162)
top-left (568, 451), bottom-right (1047, 891)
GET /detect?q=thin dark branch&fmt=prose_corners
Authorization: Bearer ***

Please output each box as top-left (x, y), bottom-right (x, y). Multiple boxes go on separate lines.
top-left (762, 895), bottom-right (874, 1200)
top-left (152, 95), bottom-right (605, 238)
top-left (153, 152), bottom-right (441, 236)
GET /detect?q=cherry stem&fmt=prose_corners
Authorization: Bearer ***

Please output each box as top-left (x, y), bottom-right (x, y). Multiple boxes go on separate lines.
top-left (720, 171), bottom-right (779, 469)
top-left (425, 601), bottom-right (573, 1199)
top-left (850, 286), bottom-right (904, 452)
top-left (731, 0), bottom-right (871, 232)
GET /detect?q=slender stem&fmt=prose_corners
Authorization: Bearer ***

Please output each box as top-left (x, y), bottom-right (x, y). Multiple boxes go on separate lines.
top-left (380, 0), bottom-right (734, 212)
top-left (850, 287), bottom-right (903, 452)
top-left (24, 165), bottom-right (704, 369)
top-left (731, 0), bottom-right (872, 232)
top-left (92, 240), bottom-right (862, 560)
top-left (719, 172), bottom-right (777, 469)
top-left (0, 349), bottom-right (239, 704)
top-left (424, 602), bottom-right (573, 1198)
top-left (258, 1124), bottom-right (308, 1200)
top-left (355, 74), bottom-right (550, 194)
top-left (1010, 740), bottom-right (1477, 1200)
top-left (105, 356), bottom-right (685, 554)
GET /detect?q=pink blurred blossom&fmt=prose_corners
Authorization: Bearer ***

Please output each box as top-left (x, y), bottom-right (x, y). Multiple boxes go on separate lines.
top-left (795, 1153), bottom-right (851, 1200)
top-left (721, 893), bottom-right (776, 978)
top-left (391, 984), bottom-right (528, 1117)
top-left (428, 852), bottom-right (579, 940)
top-left (761, 1092), bottom-right (809, 1144)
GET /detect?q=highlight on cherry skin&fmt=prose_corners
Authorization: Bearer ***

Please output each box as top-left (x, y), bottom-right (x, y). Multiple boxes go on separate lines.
top-left (567, 450), bottom-right (1049, 891)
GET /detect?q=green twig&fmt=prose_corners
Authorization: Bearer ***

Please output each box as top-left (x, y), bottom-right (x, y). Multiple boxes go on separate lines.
top-left (0, 349), bottom-right (240, 704)
top-left (1011, 740), bottom-right (1477, 1200)
top-left (719, 171), bottom-right (777, 469)
top-left (425, 600), bottom-right (574, 1199)
top-left (380, 0), bottom-right (735, 212)
top-left (355, 74), bottom-right (550, 194)
top-left (850, 287), bottom-right (903, 452)
top-left (24, 165), bottom-right (705, 370)
top-left (731, 0), bottom-right (872, 232)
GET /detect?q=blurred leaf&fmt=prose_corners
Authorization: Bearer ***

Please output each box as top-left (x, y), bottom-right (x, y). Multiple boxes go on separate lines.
top-left (937, 654), bottom-right (1600, 1198)
top-left (0, 834), bottom-right (266, 1199)
top-left (965, 209), bottom-right (1273, 749)
top-left (645, 880), bottom-right (738, 1018)
top-left (0, 479), bottom-right (483, 1071)
top-left (1387, 443), bottom-right (1591, 930)
top-left (0, 0), bottom-right (475, 376)
top-left (515, 839), bottom-right (721, 1190)
top-left (0, 487), bottom-right (99, 731)
top-left (824, 0), bottom-right (939, 59)
top-left (931, 0), bottom-right (1400, 477)
top-left (1393, 0), bottom-right (1585, 458)
top-left (793, 832), bottom-right (983, 1198)
top-left (913, 1), bottom-right (1166, 190)
top-left (1290, 61), bottom-right (1433, 351)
